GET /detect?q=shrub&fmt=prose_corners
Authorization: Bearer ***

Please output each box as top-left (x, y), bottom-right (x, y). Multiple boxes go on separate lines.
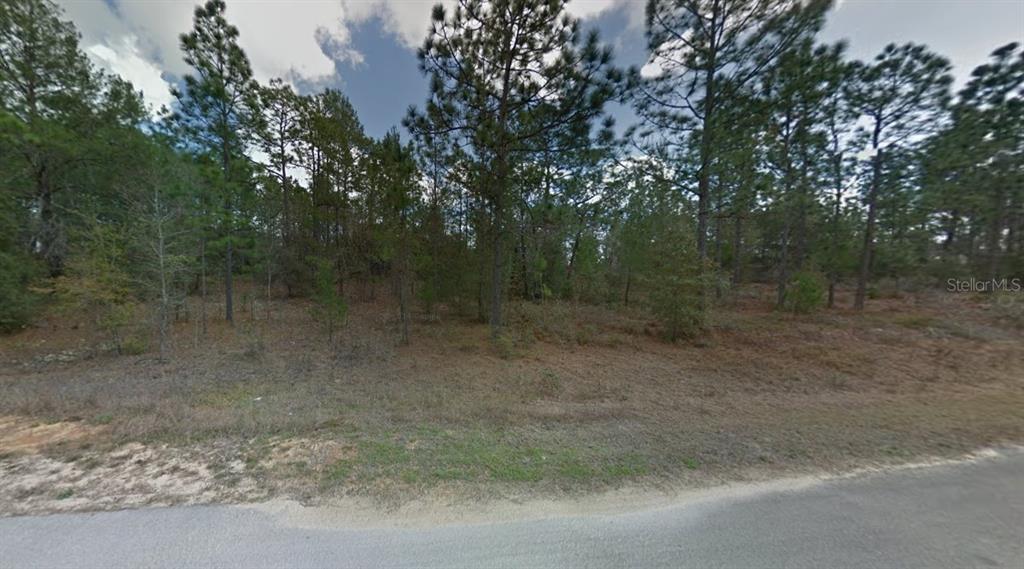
top-left (647, 269), bottom-right (708, 340)
top-left (786, 270), bottom-right (826, 314)
top-left (54, 224), bottom-right (138, 352)
top-left (120, 334), bottom-right (149, 355)
top-left (641, 216), bottom-right (710, 341)
top-left (309, 258), bottom-right (348, 345)
top-left (493, 331), bottom-right (518, 360)
top-left (0, 251), bottom-right (38, 332)
top-left (992, 290), bottom-right (1024, 329)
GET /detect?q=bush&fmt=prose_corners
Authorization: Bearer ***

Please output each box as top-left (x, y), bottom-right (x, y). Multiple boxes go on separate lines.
top-left (647, 269), bottom-right (708, 340)
top-left (309, 258), bottom-right (348, 344)
top-left (120, 334), bottom-right (149, 355)
top-left (54, 224), bottom-right (137, 352)
top-left (786, 270), bottom-right (826, 314)
top-left (0, 251), bottom-right (38, 332)
top-left (493, 331), bottom-right (519, 360)
top-left (641, 215), bottom-right (710, 341)
top-left (992, 291), bottom-right (1024, 329)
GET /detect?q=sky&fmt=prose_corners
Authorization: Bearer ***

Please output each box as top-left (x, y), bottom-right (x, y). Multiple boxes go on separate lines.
top-left (59, 0), bottom-right (1024, 138)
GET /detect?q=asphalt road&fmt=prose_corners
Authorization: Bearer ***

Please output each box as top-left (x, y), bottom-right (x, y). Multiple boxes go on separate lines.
top-left (2, 452), bottom-right (1022, 569)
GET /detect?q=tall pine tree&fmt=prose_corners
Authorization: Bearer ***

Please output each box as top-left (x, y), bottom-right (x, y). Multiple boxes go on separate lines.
top-left (171, 0), bottom-right (259, 324)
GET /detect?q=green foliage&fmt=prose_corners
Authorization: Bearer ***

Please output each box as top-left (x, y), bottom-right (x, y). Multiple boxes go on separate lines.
top-left (54, 223), bottom-right (138, 353)
top-left (643, 216), bottom-right (710, 341)
top-left (0, 173), bottom-right (37, 331)
top-left (567, 231), bottom-right (606, 303)
top-left (0, 250), bottom-right (38, 332)
top-left (406, 0), bottom-right (621, 334)
top-left (1, 0), bottom-right (150, 278)
top-left (120, 334), bottom-right (149, 356)
top-left (645, 265), bottom-right (709, 342)
top-left (171, 0), bottom-right (260, 324)
top-left (786, 270), bottom-right (826, 314)
top-left (1, 0), bottom-right (1020, 351)
top-left (309, 258), bottom-right (347, 344)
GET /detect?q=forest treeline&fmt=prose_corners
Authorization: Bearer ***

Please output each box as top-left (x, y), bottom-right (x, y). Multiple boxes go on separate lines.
top-left (1, 0), bottom-right (1021, 353)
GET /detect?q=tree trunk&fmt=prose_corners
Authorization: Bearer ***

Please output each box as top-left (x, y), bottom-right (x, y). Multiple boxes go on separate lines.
top-left (988, 189), bottom-right (1004, 281)
top-left (490, 202), bottom-right (504, 339)
top-left (266, 256), bottom-right (272, 321)
top-left (221, 134), bottom-right (234, 324)
top-left (225, 239), bottom-right (234, 324)
top-left (280, 137), bottom-right (290, 246)
top-left (714, 202), bottom-right (723, 299)
top-left (854, 142), bottom-right (883, 311)
top-left (696, 136), bottom-right (712, 260)
top-left (156, 191), bottom-right (170, 361)
top-left (732, 213), bottom-right (743, 285)
top-left (942, 209), bottom-right (958, 253)
top-left (477, 240), bottom-right (487, 323)
top-left (776, 117), bottom-right (794, 310)
top-left (776, 221), bottom-right (791, 310)
top-left (398, 262), bottom-right (410, 346)
top-left (37, 165), bottom-right (63, 277)
top-left (200, 238), bottom-right (208, 336)
top-left (695, 11), bottom-right (718, 261)
top-left (623, 268), bottom-right (632, 307)
top-left (565, 229), bottom-right (583, 299)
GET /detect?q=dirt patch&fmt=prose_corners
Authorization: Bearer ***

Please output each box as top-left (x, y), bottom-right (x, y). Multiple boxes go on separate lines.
top-left (0, 439), bottom-right (264, 516)
top-left (0, 416), bottom-right (103, 454)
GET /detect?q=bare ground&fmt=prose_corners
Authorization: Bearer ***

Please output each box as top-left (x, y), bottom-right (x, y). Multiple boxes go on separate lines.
top-left (1, 283), bottom-right (1022, 515)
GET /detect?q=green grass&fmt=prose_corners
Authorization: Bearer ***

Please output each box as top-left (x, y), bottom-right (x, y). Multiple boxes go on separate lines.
top-left (318, 429), bottom-right (653, 488)
top-left (196, 383), bottom-right (267, 408)
top-left (893, 315), bottom-right (935, 330)
top-left (556, 454), bottom-right (595, 480)
top-left (400, 469), bottom-right (421, 484)
top-left (324, 460), bottom-right (352, 483)
top-left (359, 440), bottom-right (412, 466)
top-left (603, 454), bottom-right (650, 478)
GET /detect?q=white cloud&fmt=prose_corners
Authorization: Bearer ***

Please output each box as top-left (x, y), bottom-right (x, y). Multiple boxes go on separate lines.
top-left (229, 2), bottom-right (361, 83)
top-left (104, 1), bottom-right (196, 76)
top-left (58, 0), bottom-right (362, 97)
top-left (86, 36), bottom-right (174, 113)
top-left (343, 0), bottom-right (444, 49)
top-left (341, 0), bottom-right (628, 50)
top-left (56, 0), bottom-right (634, 115)
top-left (565, 0), bottom-right (620, 20)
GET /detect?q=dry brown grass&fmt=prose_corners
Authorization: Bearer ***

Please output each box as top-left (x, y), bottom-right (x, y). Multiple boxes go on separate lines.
top-left (1, 281), bottom-right (1022, 513)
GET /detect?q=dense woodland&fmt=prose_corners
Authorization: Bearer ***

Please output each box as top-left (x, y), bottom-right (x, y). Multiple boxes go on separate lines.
top-left (1, 0), bottom-right (1021, 354)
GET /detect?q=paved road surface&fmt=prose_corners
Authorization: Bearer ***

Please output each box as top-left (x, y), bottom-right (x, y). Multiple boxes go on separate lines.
top-left (2, 452), bottom-right (1022, 568)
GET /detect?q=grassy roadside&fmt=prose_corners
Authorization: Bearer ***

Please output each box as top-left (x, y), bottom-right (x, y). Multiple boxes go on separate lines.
top-left (1, 286), bottom-right (1022, 513)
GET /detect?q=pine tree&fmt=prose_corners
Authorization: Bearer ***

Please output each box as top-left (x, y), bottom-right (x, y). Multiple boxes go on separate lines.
top-left (170, 0), bottom-right (259, 324)
top-left (0, 0), bottom-right (99, 276)
top-left (406, 0), bottom-right (620, 337)
top-left (635, 0), bottom-right (830, 260)
top-left (924, 43), bottom-right (1023, 279)
top-left (256, 79), bottom-right (301, 250)
top-left (296, 89), bottom-right (368, 297)
top-left (368, 130), bottom-right (419, 344)
top-left (847, 43), bottom-right (952, 309)
top-left (760, 40), bottom-right (843, 308)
